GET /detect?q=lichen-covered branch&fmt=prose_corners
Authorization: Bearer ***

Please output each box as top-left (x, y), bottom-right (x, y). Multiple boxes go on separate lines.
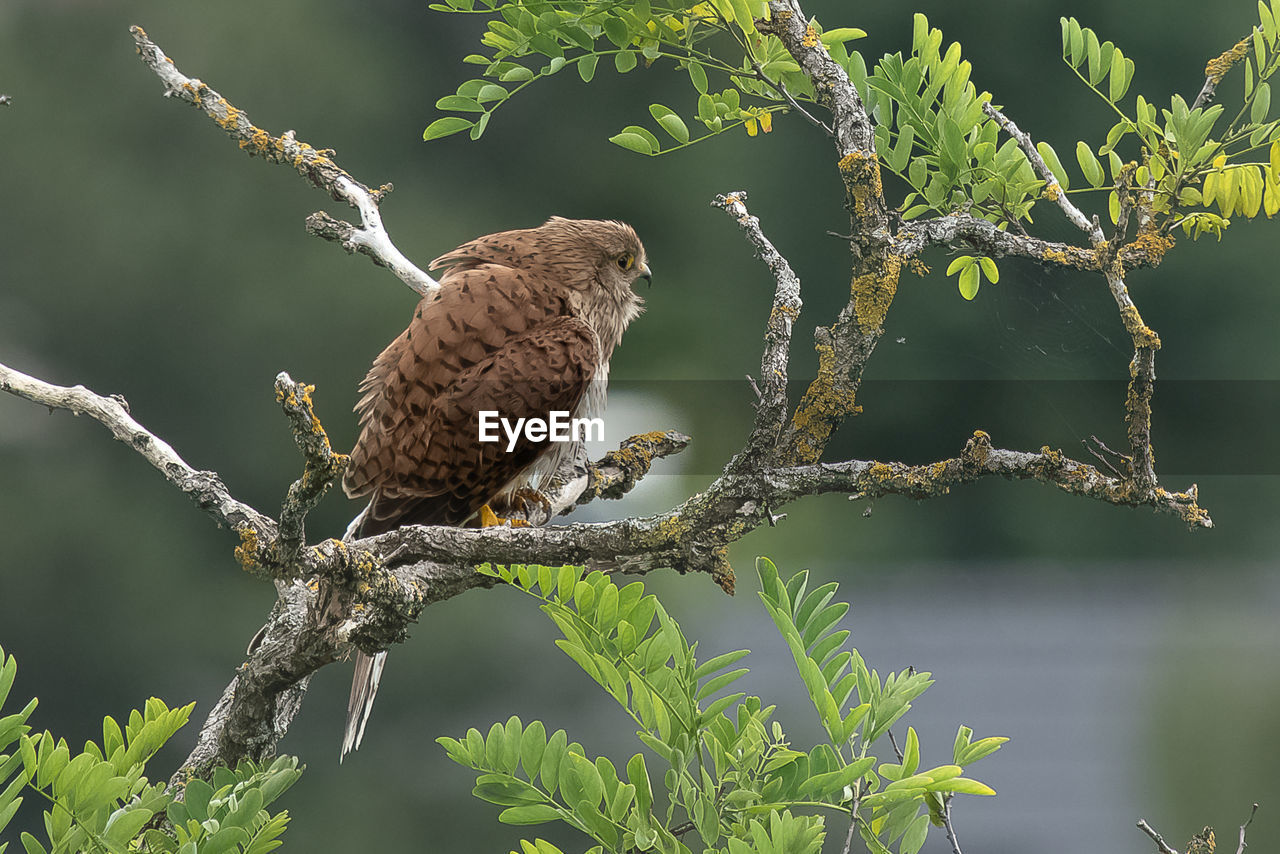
top-left (0, 360), bottom-right (277, 544)
top-left (573, 430), bottom-right (691, 506)
top-left (1195, 34), bottom-right (1253, 109)
top-left (275, 373), bottom-right (350, 562)
top-left (894, 211), bottom-right (1172, 272)
top-left (128, 26), bottom-right (437, 297)
top-left (712, 191), bottom-right (801, 469)
top-left (759, 0), bottom-right (874, 157)
top-left (981, 101), bottom-right (1166, 495)
top-left (757, 0), bottom-right (900, 469)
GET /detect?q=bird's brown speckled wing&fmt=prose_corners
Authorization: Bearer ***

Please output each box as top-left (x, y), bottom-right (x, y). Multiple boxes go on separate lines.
top-left (342, 261), bottom-right (599, 535)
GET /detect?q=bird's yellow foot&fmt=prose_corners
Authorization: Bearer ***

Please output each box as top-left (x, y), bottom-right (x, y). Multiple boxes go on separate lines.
top-left (478, 503), bottom-right (530, 528)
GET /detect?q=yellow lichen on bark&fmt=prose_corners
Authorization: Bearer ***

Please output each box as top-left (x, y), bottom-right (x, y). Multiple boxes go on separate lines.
top-left (786, 343), bottom-right (861, 464)
top-left (1119, 304), bottom-right (1161, 349)
top-left (1205, 36), bottom-right (1251, 83)
top-left (838, 150), bottom-right (884, 223)
top-left (964, 430), bottom-right (993, 467)
top-left (234, 526), bottom-right (262, 571)
top-left (1127, 229), bottom-right (1175, 267)
top-left (852, 254), bottom-right (902, 332)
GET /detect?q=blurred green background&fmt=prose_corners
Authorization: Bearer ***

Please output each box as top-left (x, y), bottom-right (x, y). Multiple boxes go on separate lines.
top-left (2, 0), bottom-right (1279, 852)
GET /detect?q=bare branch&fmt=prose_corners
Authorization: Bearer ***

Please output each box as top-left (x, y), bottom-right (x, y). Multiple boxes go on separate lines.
top-left (748, 58), bottom-right (833, 137)
top-left (983, 102), bottom-right (1105, 246)
top-left (128, 26), bottom-right (437, 296)
top-left (981, 101), bottom-right (1165, 493)
top-left (713, 191), bottom-right (801, 469)
top-left (942, 795), bottom-right (964, 854)
top-left (0, 360), bottom-right (277, 545)
top-left (1137, 819), bottom-right (1181, 854)
top-left (895, 211), bottom-right (1171, 273)
top-left (1237, 803), bottom-right (1258, 854)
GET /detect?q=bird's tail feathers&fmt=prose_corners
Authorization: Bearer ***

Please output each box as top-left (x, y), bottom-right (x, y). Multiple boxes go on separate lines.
top-left (339, 502), bottom-right (382, 762)
top-left (341, 649), bottom-right (387, 761)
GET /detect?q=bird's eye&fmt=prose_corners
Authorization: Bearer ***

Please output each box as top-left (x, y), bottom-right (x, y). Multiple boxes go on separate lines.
top-left (617, 253), bottom-right (635, 271)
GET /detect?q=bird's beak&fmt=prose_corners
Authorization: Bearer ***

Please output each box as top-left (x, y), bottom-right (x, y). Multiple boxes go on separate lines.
top-left (637, 262), bottom-right (652, 288)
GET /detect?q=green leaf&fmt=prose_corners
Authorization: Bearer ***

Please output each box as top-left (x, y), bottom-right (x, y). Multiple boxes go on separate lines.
top-left (933, 777), bottom-right (996, 796)
top-left (474, 773), bottom-right (547, 806)
top-left (902, 727), bottom-right (920, 776)
top-left (424, 117), bottom-right (475, 141)
top-left (1075, 140), bottom-right (1105, 187)
top-left (648, 104), bottom-right (690, 144)
top-left (1254, 81), bottom-right (1272, 124)
top-left (688, 62), bottom-right (708, 94)
top-left (476, 83), bottom-right (508, 103)
top-left (540, 730), bottom-right (568, 795)
top-left (1068, 19), bottom-right (1084, 66)
top-left (820, 27), bottom-right (868, 45)
top-left (500, 804), bottom-right (563, 825)
top-left (694, 649), bottom-right (751, 682)
top-left (521, 720), bottom-right (547, 781)
top-left (435, 95), bottom-right (484, 115)
top-left (615, 50), bottom-right (637, 73)
top-left (561, 753), bottom-right (605, 810)
top-left (608, 132), bottom-right (653, 155)
top-left (184, 777), bottom-right (214, 822)
top-left (486, 721), bottom-right (508, 771)
top-left (958, 264), bottom-right (980, 300)
top-left (695, 668), bottom-right (748, 700)
top-left (626, 753), bottom-right (653, 814)
top-left (1035, 141), bottom-right (1069, 189)
top-left (944, 256), bottom-right (974, 276)
top-left (977, 256), bottom-right (999, 284)
top-left (796, 756), bottom-right (876, 800)
top-left (900, 813), bottom-right (931, 854)
top-left (103, 807), bottom-right (156, 847)
top-left (603, 17), bottom-right (630, 47)
top-left (1084, 28), bottom-right (1101, 83)
top-left (572, 52), bottom-right (596, 83)
top-left (500, 65), bottom-right (536, 82)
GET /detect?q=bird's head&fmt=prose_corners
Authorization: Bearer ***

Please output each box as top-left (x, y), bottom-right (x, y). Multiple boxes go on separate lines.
top-left (541, 217), bottom-right (649, 346)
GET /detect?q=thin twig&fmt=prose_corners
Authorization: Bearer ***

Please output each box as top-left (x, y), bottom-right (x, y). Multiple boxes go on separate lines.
top-left (942, 794), bottom-right (964, 854)
top-left (750, 58), bottom-right (833, 137)
top-left (1137, 819), bottom-right (1180, 854)
top-left (1237, 803), bottom-right (1259, 854)
top-left (129, 26), bottom-right (438, 296)
top-left (713, 191), bottom-right (802, 469)
top-left (886, 729), bottom-right (904, 762)
top-left (982, 102), bottom-right (1105, 246)
top-left (0, 360), bottom-right (276, 542)
top-left (841, 813), bottom-right (858, 854)
top-left (1082, 435), bottom-right (1130, 480)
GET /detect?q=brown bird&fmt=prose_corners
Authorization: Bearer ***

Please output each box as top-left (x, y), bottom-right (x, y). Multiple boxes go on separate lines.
top-left (340, 217), bottom-right (650, 759)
